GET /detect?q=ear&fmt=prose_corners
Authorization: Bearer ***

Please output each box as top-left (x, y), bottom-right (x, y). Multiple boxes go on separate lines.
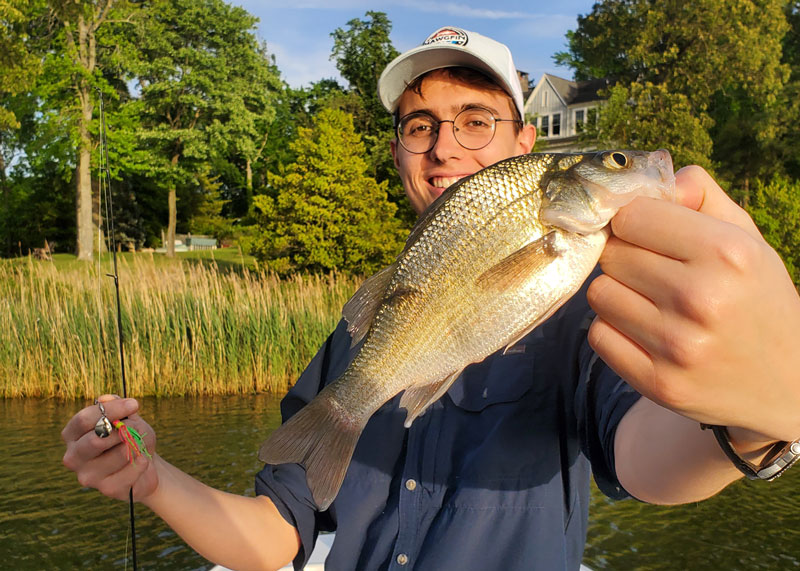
top-left (518, 124), bottom-right (536, 154)
top-left (390, 138), bottom-right (400, 170)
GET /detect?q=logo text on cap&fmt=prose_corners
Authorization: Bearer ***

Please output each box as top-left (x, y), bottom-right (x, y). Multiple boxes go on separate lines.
top-left (423, 27), bottom-right (468, 47)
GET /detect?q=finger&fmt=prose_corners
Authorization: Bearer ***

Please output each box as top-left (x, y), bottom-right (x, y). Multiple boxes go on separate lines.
top-left (674, 165), bottom-right (761, 238)
top-left (71, 437), bottom-right (137, 488)
top-left (587, 313), bottom-right (656, 396)
top-left (61, 398), bottom-right (139, 443)
top-left (97, 455), bottom-right (152, 502)
top-left (67, 424), bottom-right (126, 465)
top-left (587, 273), bottom-right (665, 354)
top-left (599, 234), bottom-right (686, 307)
top-left (610, 192), bottom-right (763, 268)
top-left (610, 196), bottom-right (716, 261)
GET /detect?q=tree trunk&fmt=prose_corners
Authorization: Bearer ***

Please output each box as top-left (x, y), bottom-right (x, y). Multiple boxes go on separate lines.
top-left (246, 158), bottom-right (253, 193)
top-left (59, 0), bottom-right (114, 261)
top-left (1, 151), bottom-right (9, 257)
top-left (167, 186), bottom-right (176, 257)
top-left (76, 80), bottom-right (94, 261)
top-left (166, 152), bottom-right (180, 257)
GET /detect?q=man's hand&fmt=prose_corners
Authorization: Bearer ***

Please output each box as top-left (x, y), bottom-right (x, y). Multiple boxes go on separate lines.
top-left (62, 395), bottom-right (159, 501)
top-left (587, 166), bottom-right (800, 443)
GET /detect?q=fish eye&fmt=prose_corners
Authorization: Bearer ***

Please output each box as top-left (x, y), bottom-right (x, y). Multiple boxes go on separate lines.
top-left (604, 152), bottom-right (629, 169)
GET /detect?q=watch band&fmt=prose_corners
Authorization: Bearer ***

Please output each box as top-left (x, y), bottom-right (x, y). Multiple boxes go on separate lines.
top-left (701, 424), bottom-right (800, 481)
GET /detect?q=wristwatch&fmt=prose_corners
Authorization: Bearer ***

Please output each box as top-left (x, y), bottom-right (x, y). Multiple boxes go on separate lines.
top-left (702, 424), bottom-right (800, 481)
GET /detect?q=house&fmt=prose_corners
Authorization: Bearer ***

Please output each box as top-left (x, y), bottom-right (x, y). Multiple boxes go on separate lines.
top-left (523, 73), bottom-right (611, 152)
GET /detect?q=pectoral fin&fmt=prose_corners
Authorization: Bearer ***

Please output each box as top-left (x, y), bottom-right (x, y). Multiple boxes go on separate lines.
top-left (342, 263), bottom-right (395, 347)
top-left (476, 231), bottom-right (561, 293)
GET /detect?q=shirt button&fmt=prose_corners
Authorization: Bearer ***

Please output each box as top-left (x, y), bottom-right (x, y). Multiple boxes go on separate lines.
top-left (396, 553), bottom-right (409, 566)
top-left (405, 479), bottom-right (417, 491)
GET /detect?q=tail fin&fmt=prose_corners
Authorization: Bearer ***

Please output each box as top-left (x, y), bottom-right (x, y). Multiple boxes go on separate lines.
top-left (258, 393), bottom-right (363, 511)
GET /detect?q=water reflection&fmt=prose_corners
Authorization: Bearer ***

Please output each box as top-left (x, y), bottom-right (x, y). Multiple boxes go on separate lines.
top-left (2, 396), bottom-right (798, 570)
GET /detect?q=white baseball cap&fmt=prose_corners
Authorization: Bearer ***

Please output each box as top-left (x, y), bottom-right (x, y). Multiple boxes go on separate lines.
top-left (378, 26), bottom-right (524, 119)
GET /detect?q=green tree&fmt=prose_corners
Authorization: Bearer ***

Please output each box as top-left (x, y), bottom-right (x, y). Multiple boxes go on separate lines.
top-left (585, 82), bottom-right (713, 170)
top-left (0, 0), bottom-right (42, 131)
top-left (746, 176), bottom-right (800, 286)
top-left (778, 1), bottom-right (800, 179)
top-left (253, 108), bottom-right (404, 275)
top-left (208, 40), bottom-right (282, 197)
top-left (46, 0), bottom-right (141, 260)
top-left (331, 11), bottom-right (398, 137)
top-left (330, 11), bottom-right (412, 227)
top-left (556, 0), bottom-right (790, 190)
top-left (134, 0), bottom-right (278, 256)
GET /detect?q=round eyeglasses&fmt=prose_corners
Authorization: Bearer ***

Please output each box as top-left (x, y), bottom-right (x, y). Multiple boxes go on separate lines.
top-left (396, 106), bottom-right (523, 154)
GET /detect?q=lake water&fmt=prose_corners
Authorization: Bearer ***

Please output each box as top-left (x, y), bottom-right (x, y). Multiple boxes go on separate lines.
top-left (2, 396), bottom-right (798, 570)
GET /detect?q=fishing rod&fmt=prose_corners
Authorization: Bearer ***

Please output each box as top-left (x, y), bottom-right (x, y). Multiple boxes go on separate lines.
top-left (96, 88), bottom-right (145, 571)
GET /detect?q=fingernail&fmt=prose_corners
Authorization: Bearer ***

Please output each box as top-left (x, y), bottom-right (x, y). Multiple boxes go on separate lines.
top-left (122, 398), bottom-right (138, 413)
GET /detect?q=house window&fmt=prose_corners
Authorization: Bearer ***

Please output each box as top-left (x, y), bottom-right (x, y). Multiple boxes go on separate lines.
top-left (540, 115), bottom-right (549, 137)
top-left (575, 109), bottom-right (585, 132)
top-left (552, 113), bottom-right (561, 136)
top-left (543, 91), bottom-right (548, 106)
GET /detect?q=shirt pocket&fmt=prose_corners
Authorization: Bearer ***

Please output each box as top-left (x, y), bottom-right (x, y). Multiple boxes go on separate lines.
top-left (446, 337), bottom-right (541, 412)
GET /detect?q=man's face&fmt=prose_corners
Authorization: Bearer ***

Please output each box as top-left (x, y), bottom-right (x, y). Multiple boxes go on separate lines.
top-left (391, 71), bottom-right (537, 215)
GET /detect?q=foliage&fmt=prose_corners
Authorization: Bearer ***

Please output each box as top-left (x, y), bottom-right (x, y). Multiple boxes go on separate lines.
top-left (746, 176), bottom-right (800, 286)
top-left (779, 2), bottom-right (800, 180)
top-left (132, 0), bottom-right (281, 254)
top-left (331, 11), bottom-right (398, 137)
top-left (253, 108), bottom-right (405, 276)
top-left (187, 167), bottom-right (231, 241)
top-left (556, 0), bottom-right (790, 191)
top-left (0, 0), bottom-right (43, 130)
top-left (584, 82), bottom-right (713, 170)
top-left (330, 11), bottom-right (413, 227)
top-left (556, 0), bottom-right (788, 109)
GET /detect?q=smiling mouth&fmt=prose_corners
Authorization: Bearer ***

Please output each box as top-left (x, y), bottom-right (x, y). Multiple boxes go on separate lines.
top-left (430, 176), bottom-right (466, 189)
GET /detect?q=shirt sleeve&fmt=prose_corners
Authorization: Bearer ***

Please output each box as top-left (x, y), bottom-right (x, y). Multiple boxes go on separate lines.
top-left (254, 319), bottom-right (354, 570)
top-left (574, 335), bottom-right (642, 500)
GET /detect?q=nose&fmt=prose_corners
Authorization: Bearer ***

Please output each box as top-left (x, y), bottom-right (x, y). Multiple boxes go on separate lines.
top-left (429, 120), bottom-right (463, 162)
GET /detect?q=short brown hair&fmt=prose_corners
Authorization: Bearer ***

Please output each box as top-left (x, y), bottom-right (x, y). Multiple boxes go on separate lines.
top-left (396, 67), bottom-right (522, 133)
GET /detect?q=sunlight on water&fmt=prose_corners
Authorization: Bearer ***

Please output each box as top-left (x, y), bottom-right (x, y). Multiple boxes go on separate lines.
top-left (0, 396), bottom-right (283, 570)
top-left (3, 396), bottom-right (799, 569)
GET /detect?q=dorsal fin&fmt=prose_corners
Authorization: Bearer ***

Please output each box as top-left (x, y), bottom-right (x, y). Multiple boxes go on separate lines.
top-left (341, 263), bottom-right (395, 347)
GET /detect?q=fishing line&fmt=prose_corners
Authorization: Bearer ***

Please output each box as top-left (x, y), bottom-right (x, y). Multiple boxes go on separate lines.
top-left (97, 88), bottom-right (139, 571)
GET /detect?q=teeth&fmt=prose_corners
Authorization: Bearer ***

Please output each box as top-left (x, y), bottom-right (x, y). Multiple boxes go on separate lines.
top-left (432, 176), bottom-right (463, 188)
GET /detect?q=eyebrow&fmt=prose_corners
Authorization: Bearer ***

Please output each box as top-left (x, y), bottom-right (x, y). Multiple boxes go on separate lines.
top-left (402, 102), bottom-right (503, 119)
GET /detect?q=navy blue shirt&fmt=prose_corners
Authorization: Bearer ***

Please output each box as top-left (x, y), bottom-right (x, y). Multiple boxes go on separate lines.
top-left (256, 277), bottom-right (640, 570)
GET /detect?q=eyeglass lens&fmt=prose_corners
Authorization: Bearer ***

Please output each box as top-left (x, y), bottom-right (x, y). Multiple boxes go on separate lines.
top-left (398, 107), bottom-right (497, 153)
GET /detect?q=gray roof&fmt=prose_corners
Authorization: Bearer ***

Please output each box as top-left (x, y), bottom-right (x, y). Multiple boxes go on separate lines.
top-left (543, 73), bottom-right (612, 105)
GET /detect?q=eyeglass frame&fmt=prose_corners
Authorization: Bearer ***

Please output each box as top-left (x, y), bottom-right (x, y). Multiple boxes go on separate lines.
top-left (394, 105), bottom-right (524, 154)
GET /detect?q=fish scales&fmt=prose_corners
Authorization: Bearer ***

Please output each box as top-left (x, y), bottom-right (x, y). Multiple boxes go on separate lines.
top-left (259, 150), bottom-right (675, 510)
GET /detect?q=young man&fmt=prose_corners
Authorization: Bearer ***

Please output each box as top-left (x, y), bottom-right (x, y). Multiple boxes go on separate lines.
top-left (62, 27), bottom-right (800, 571)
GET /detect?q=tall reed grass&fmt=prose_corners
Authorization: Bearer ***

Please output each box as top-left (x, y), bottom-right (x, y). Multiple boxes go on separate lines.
top-left (0, 254), bottom-right (361, 398)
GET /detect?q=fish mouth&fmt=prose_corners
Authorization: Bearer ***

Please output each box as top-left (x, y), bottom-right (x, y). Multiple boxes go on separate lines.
top-left (649, 149), bottom-right (676, 201)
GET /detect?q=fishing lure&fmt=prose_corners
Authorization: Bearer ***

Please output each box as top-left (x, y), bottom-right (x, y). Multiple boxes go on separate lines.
top-left (113, 419), bottom-right (152, 463)
top-left (94, 401), bottom-right (152, 463)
